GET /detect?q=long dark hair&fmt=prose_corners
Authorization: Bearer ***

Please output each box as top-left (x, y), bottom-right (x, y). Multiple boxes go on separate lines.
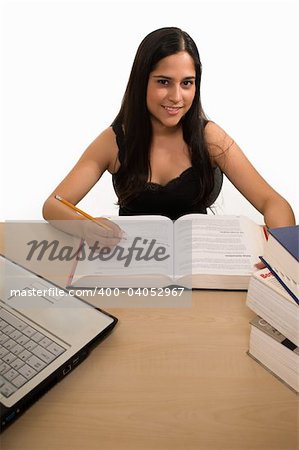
top-left (112, 27), bottom-right (215, 206)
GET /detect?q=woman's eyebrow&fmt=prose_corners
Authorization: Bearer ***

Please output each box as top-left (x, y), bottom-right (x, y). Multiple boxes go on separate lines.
top-left (152, 75), bottom-right (196, 80)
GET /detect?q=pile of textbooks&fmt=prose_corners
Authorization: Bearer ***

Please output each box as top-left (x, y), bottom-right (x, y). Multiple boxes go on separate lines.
top-left (246, 225), bottom-right (299, 393)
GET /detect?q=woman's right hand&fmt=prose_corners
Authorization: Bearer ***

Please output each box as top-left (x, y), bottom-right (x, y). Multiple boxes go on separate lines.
top-left (81, 218), bottom-right (124, 250)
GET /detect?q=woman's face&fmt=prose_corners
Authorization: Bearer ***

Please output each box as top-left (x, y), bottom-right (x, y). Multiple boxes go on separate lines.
top-left (146, 51), bottom-right (196, 131)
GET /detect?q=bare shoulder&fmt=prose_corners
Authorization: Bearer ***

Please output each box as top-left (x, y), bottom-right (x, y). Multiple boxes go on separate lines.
top-left (97, 126), bottom-right (118, 146)
top-left (204, 121), bottom-right (235, 160)
top-left (87, 126), bottom-right (118, 156)
top-left (81, 126), bottom-right (120, 173)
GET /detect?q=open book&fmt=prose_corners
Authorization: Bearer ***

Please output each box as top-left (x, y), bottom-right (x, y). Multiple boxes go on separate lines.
top-left (67, 214), bottom-right (266, 290)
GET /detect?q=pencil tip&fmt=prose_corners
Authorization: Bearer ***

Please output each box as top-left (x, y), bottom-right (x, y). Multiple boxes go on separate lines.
top-left (55, 195), bottom-right (62, 201)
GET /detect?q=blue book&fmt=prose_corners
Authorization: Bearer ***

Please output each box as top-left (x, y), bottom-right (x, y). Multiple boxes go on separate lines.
top-left (263, 225), bottom-right (299, 286)
top-left (268, 226), bottom-right (299, 262)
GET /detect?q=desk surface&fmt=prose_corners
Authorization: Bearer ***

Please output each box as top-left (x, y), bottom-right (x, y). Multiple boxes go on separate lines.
top-left (1, 225), bottom-right (298, 450)
top-left (2, 291), bottom-right (298, 450)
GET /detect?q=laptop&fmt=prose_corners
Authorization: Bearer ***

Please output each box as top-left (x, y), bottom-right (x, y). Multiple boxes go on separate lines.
top-left (0, 254), bottom-right (118, 432)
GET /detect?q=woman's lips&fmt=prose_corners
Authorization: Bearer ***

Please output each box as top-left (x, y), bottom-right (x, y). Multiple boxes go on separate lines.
top-left (162, 105), bottom-right (183, 115)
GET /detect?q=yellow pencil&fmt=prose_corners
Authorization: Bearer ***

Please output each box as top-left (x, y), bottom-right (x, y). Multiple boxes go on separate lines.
top-left (55, 195), bottom-right (112, 231)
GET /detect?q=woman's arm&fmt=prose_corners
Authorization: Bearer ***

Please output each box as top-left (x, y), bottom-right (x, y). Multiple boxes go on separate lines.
top-left (205, 122), bottom-right (296, 228)
top-left (43, 127), bottom-right (118, 219)
top-left (42, 127), bottom-right (122, 246)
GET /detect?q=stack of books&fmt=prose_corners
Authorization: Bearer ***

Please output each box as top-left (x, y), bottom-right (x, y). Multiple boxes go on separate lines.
top-left (246, 225), bottom-right (299, 393)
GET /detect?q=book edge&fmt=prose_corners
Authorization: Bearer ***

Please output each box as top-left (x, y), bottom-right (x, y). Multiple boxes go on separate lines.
top-left (247, 350), bottom-right (298, 395)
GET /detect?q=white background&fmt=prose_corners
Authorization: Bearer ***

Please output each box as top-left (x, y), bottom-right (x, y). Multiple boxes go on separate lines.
top-left (1, 0), bottom-right (298, 223)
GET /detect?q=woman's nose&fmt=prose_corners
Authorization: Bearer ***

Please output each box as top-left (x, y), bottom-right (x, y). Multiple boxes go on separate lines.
top-left (168, 84), bottom-right (183, 103)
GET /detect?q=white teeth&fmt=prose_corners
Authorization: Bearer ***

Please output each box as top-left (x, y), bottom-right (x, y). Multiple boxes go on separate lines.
top-left (164, 106), bottom-right (181, 111)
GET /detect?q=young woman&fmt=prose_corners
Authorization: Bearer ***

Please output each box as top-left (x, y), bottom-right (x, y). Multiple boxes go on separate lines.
top-left (42, 27), bottom-right (295, 246)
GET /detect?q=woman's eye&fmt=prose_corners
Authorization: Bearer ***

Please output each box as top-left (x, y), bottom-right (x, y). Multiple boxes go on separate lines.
top-left (157, 79), bottom-right (169, 85)
top-left (182, 80), bottom-right (193, 87)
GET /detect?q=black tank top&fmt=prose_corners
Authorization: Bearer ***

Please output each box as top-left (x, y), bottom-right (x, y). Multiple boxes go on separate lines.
top-left (112, 122), bottom-right (223, 221)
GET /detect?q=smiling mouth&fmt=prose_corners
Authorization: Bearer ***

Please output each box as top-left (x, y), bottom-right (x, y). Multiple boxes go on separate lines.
top-left (162, 106), bottom-right (183, 111)
top-left (162, 105), bottom-right (183, 115)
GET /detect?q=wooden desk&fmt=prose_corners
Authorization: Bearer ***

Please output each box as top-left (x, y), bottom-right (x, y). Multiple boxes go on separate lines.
top-left (1, 291), bottom-right (298, 450)
top-left (1, 225), bottom-right (298, 449)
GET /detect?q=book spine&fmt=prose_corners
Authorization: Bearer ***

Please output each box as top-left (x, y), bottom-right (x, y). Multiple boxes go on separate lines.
top-left (259, 257), bottom-right (299, 305)
top-left (250, 315), bottom-right (298, 351)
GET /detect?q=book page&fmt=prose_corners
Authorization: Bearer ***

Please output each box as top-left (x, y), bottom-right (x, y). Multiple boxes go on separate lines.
top-left (173, 217), bottom-right (192, 284)
top-left (175, 214), bottom-right (264, 276)
top-left (70, 216), bottom-right (174, 286)
top-left (253, 268), bottom-right (296, 302)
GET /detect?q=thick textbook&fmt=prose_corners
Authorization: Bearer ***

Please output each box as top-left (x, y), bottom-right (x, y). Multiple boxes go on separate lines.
top-left (246, 268), bottom-right (299, 346)
top-left (259, 257), bottom-right (299, 302)
top-left (263, 225), bottom-right (299, 286)
top-left (248, 315), bottom-right (299, 394)
top-left (67, 214), bottom-right (266, 290)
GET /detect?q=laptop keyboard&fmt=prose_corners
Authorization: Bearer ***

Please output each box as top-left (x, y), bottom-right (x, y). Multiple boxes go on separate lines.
top-left (0, 307), bottom-right (66, 398)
